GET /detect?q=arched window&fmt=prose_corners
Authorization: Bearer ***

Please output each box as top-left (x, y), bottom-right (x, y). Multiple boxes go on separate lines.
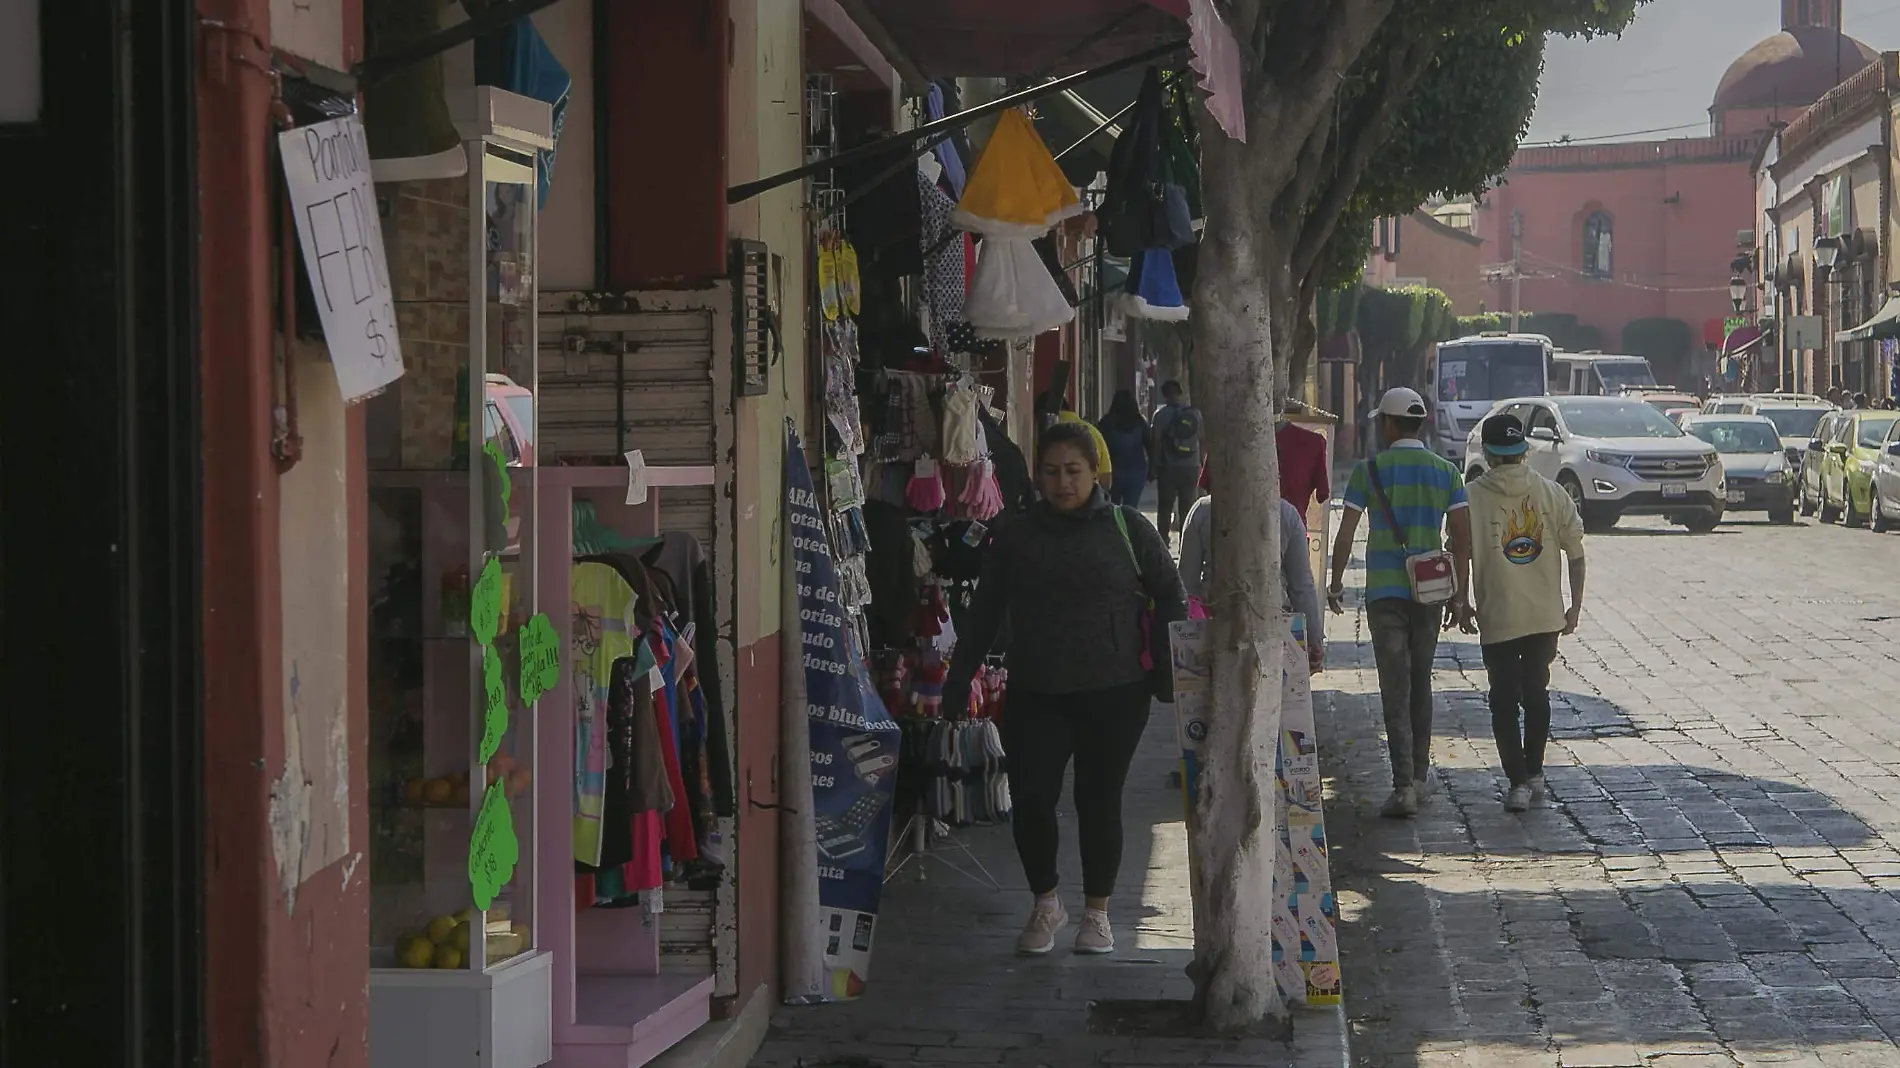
top-left (1582, 211), bottom-right (1613, 278)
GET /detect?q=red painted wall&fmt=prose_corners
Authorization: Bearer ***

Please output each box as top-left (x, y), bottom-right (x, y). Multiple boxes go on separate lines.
top-left (1473, 141), bottom-right (1755, 376)
top-left (606, 0), bottom-right (731, 289)
top-left (1388, 211), bottom-right (1488, 315)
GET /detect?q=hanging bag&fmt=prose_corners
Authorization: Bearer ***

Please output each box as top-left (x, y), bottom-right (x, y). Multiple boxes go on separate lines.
top-left (1109, 506), bottom-right (1183, 701)
top-left (1365, 456), bottom-right (1456, 606)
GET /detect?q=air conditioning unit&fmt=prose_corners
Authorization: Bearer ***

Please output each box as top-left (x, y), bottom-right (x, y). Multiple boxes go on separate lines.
top-left (1736, 229), bottom-right (1757, 249)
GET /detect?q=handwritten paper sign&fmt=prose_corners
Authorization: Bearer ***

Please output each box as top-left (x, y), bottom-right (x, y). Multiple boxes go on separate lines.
top-left (479, 644), bottom-right (508, 765)
top-left (469, 557), bottom-right (503, 648)
top-left (277, 115), bottom-right (404, 403)
top-left (517, 613), bottom-right (560, 706)
top-left (468, 780), bottom-right (519, 911)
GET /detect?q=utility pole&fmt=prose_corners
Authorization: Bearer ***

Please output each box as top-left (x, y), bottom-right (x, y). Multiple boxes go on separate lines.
top-left (1510, 209), bottom-right (1524, 332)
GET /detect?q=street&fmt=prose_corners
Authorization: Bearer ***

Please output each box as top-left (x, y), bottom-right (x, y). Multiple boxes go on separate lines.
top-left (751, 512), bottom-right (1900, 1068)
top-left (1335, 512), bottom-right (1900, 1068)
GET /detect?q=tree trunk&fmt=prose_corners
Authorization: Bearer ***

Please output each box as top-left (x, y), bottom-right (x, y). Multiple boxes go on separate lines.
top-left (1184, 126), bottom-right (1290, 1036)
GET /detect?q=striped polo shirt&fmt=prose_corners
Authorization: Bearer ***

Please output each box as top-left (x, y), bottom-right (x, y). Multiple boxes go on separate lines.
top-left (1342, 440), bottom-right (1468, 604)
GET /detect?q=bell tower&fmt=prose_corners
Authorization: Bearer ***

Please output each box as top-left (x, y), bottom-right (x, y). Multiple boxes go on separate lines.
top-left (1784, 0), bottom-right (1842, 30)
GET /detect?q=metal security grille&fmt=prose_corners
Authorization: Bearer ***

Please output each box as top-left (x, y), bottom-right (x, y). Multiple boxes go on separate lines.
top-left (731, 239), bottom-right (773, 397)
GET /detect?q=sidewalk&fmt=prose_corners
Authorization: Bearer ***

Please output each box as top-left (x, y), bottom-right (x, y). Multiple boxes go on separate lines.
top-left (750, 698), bottom-right (1353, 1068)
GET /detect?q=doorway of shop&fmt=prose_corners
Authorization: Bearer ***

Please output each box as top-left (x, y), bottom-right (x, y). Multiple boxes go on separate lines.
top-left (0, 2), bottom-right (203, 1066)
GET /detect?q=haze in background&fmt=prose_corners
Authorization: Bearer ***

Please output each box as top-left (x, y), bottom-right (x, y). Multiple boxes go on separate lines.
top-left (1527, 0), bottom-right (1900, 145)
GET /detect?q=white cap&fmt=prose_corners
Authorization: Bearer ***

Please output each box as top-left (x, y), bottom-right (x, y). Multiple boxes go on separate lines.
top-left (1377, 386), bottom-right (1429, 419)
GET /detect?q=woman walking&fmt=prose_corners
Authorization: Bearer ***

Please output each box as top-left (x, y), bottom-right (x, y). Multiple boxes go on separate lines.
top-left (1096, 389), bottom-right (1152, 507)
top-left (945, 422), bottom-right (1187, 956)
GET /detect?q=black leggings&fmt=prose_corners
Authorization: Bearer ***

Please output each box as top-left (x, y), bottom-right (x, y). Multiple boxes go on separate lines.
top-left (1002, 682), bottom-right (1152, 899)
top-left (1482, 632), bottom-right (1560, 787)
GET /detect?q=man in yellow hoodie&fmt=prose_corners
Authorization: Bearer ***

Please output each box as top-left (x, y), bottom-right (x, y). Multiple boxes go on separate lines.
top-left (1460, 413), bottom-right (1587, 813)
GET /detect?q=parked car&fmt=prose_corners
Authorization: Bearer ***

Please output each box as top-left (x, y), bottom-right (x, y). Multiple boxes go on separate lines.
top-left (1799, 410), bottom-right (1847, 518)
top-left (1680, 415), bottom-right (1796, 523)
top-left (1624, 389), bottom-right (1700, 413)
top-left (1816, 409), bottom-right (1900, 526)
top-left (1702, 395), bottom-right (1751, 415)
top-left (1666, 407), bottom-right (1700, 428)
top-left (1873, 418), bottom-right (1900, 533)
top-left (1740, 396), bottom-right (1834, 481)
top-left (1466, 395), bottom-right (1725, 533)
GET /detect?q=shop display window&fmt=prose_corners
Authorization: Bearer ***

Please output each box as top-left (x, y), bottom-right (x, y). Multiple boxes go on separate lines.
top-left (366, 88), bottom-right (556, 1068)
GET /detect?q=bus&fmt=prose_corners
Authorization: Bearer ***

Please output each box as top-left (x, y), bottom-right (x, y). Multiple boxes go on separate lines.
top-left (1550, 351), bottom-right (1657, 397)
top-left (1422, 332), bottom-right (1554, 463)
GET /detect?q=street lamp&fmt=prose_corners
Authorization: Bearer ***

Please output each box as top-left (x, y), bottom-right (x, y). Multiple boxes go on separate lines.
top-left (1729, 275), bottom-right (1748, 313)
top-left (1814, 235), bottom-right (1843, 270)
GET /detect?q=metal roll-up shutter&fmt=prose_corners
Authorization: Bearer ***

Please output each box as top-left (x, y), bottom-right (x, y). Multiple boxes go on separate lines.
top-left (537, 299), bottom-right (721, 549)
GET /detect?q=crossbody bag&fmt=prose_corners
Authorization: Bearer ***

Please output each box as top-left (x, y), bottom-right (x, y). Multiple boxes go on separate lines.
top-left (1365, 455), bottom-right (1457, 606)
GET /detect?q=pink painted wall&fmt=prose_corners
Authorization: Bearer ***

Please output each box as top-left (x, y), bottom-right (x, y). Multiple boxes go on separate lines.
top-left (1472, 139), bottom-right (1757, 369)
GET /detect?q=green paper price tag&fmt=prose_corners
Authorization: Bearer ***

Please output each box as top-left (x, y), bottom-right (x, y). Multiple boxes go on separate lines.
top-left (469, 557), bottom-right (503, 647)
top-left (479, 643), bottom-right (507, 765)
top-left (517, 613), bottom-right (560, 706)
top-left (484, 439), bottom-right (512, 513)
top-left (468, 780), bottom-right (518, 911)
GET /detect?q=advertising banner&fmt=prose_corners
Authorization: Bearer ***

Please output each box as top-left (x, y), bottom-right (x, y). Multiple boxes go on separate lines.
top-left (787, 432), bottom-right (902, 1001)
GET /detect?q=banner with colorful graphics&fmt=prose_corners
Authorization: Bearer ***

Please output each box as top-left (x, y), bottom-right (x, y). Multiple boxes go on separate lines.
top-left (1272, 621), bottom-right (1341, 1006)
top-left (787, 431), bottom-right (902, 1001)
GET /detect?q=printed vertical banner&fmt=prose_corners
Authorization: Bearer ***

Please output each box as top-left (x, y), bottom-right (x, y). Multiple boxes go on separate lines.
top-left (787, 431), bottom-right (902, 1001)
top-left (1272, 619), bottom-right (1341, 1006)
top-left (1167, 618), bottom-right (1212, 819)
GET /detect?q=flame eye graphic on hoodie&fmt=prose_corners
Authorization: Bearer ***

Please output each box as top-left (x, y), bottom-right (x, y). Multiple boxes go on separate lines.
top-left (1501, 501), bottom-right (1544, 565)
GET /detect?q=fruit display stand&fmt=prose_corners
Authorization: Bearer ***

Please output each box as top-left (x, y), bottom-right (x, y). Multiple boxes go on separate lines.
top-left (530, 465), bottom-right (720, 1068)
top-left (366, 86), bottom-right (556, 1068)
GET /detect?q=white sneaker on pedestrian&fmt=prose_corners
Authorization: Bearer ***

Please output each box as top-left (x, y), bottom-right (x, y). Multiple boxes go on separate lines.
top-left (1074, 909), bottom-right (1115, 955)
top-left (1504, 785), bottom-right (1532, 813)
top-left (1017, 898), bottom-right (1069, 956)
top-left (1416, 770), bottom-right (1439, 800)
top-left (1380, 785), bottom-right (1420, 819)
top-left (1527, 774), bottom-right (1547, 803)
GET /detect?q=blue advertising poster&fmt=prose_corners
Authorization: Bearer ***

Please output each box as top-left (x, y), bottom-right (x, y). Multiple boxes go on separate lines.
top-left (787, 431), bottom-right (902, 1001)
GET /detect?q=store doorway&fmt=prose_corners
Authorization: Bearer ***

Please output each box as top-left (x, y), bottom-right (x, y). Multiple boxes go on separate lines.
top-left (0, 2), bottom-right (203, 1065)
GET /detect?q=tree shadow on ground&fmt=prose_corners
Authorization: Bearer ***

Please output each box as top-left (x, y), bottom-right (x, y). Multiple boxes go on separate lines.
top-left (1327, 683), bottom-right (1900, 1068)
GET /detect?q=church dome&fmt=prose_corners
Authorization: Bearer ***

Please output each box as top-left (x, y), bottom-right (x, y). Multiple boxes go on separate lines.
top-left (1713, 26), bottom-right (1878, 112)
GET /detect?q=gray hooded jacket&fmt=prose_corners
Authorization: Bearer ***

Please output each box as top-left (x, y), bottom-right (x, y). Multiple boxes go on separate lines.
top-left (948, 487), bottom-right (1187, 696)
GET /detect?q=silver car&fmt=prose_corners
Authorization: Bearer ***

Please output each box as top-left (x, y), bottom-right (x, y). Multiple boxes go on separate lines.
top-left (1466, 396), bottom-right (1725, 533)
top-left (1874, 417), bottom-right (1900, 533)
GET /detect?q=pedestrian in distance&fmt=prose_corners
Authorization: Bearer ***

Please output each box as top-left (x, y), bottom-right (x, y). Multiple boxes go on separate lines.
top-left (1328, 387), bottom-right (1473, 819)
top-left (1149, 380), bottom-right (1205, 544)
top-left (1177, 461), bottom-right (1325, 675)
top-left (1095, 389), bottom-right (1152, 508)
top-left (1854, 392), bottom-right (1871, 411)
top-left (944, 421), bottom-right (1187, 957)
top-left (1458, 413), bottom-right (1587, 813)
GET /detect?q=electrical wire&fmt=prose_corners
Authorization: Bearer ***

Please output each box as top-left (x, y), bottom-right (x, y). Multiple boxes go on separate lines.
top-left (1519, 120), bottom-right (1711, 147)
top-left (1515, 249), bottom-right (1737, 294)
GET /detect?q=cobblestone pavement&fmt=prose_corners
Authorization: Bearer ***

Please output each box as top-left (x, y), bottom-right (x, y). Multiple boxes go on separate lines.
top-left (1332, 513), bottom-right (1900, 1068)
top-left (752, 508), bottom-right (1900, 1068)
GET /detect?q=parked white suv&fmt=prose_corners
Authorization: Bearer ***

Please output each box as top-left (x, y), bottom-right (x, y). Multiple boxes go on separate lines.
top-left (1464, 396), bottom-right (1726, 532)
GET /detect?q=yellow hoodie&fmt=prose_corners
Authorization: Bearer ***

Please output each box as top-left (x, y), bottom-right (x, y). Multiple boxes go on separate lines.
top-left (1465, 462), bottom-right (1585, 645)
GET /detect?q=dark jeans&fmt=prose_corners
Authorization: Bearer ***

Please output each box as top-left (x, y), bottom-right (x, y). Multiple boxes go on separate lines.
top-left (1109, 471), bottom-right (1147, 507)
top-left (1155, 464), bottom-right (1201, 541)
top-left (1002, 682), bottom-right (1152, 899)
top-left (1482, 632), bottom-right (1560, 787)
top-left (1367, 598), bottom-right (1441, 789)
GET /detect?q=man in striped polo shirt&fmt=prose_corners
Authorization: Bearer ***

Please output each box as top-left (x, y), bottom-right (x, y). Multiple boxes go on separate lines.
top-left (1327, 387), bottom-right (1474, 819)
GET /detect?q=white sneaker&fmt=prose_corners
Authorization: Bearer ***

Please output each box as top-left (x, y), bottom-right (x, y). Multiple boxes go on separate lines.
top-left (1017, 899), bottom-right (1069, 956)
top-left (1416, 770), bottom-right (1439, 800)
top-left (1504, 785), bottom-right (1532, 813)
top-left (1527, 774), bottom-right (1547, 803)
top-left (1380, 785), bottom-right (1420, 818)
top-left (1075, 909), bottom-right (1115, 955)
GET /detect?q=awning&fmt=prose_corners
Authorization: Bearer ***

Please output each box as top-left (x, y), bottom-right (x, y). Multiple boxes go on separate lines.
top-left (851, 0), bottom-right (1186, 80)
top-left (1836, 295), bottom-right (1900, 344)
top-left (1722, 326), bottom-right (1763, 357)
